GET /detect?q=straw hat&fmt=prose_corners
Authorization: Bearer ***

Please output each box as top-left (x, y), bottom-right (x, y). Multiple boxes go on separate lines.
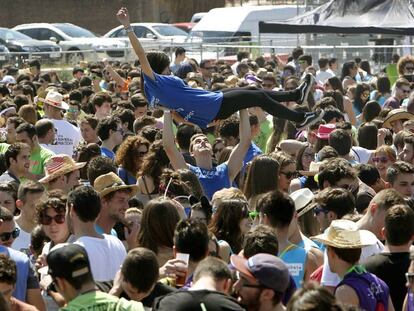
top-left (289, 188), bottom-right (314, 215)
top-left (40, 91), bottom-right (69, 110)
top-left (382, 109), bottom-right (414, 129)
top-left (311, 219), bottom-right (377, 249)
top-left (94, 172), bottom-right (138, 198)
top-left (39, 155), bottom-right (86, 184)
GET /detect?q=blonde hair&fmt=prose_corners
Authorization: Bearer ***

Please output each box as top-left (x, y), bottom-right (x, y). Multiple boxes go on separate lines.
top-left (211, 187), bottom-right (246, 207)
top-left (374, 145), bottom-right (396, 162)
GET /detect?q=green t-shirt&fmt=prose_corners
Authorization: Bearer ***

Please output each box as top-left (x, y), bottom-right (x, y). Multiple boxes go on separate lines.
top-left (60, 291), bottom-right (145, 311)
top-left (254, 118), bottom-right (273, 152)
top-left (0, 143), bottom-right (9, 154)
top-left (30, 146), bottom-right (55, 177)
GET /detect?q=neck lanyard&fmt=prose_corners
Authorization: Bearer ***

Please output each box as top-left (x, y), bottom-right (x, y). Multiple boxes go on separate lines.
top-left (345, 265), bottom-right (366, 275)
top-left (279, 244), bottom-right (297, 258)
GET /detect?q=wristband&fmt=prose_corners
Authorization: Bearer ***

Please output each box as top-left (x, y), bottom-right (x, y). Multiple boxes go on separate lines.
top-left (164, 109), bottom-right (171, 113)
top-left (124, 26), bottom-right (134, 33)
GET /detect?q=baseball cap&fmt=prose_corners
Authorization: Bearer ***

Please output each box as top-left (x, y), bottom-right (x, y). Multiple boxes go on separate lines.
top-left (46, 244), bottom-right (91, 280)
top-left (230, 253), bottom-right (289, 293)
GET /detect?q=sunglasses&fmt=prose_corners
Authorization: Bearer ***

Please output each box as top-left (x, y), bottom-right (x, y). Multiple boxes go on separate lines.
top-left (372, 156), bottom-right (389, 163)
top-left (406, 67), bottom-right (414, 71)
top-left (406, 272), bottom-right (414, 284)
top-left (280, 171), bottom-right (298, 179)
top-left (0, 228), bottom-right (20, 242)
top-left (40, 214), bottom-right (66, 226)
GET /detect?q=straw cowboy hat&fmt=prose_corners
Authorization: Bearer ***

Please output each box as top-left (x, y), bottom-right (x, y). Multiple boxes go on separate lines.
top-left (311, 219), bottom-right (377, 249)
top-left (94, 172), bottom-right (138, 198)
top-left (39, 91), bottom-right (69, 110)
top-left (382, 109), bottom-right (414, 129)
top-left (39, 155), bottom-right (86, 184)
top-left (289, 188), bottom-right (315, 217)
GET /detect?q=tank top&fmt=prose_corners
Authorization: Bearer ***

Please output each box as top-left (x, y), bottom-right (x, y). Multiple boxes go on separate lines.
top-left (279, 244), bottom-right (307, 288)
top-left (408, 290), bottom-right (414, 311)
top-left (336, 266), bottom-right (389, 311)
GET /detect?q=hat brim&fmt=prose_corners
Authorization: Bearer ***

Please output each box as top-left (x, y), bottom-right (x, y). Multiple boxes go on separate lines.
top-left (382, 112), bottom-right (414, 129)
top-left (99, 184), bottom-right (139, 198)
top-left (311, 229), bottom-right (377, 248)
top-left (39, 162), bottom-right (86, 184)
top-left (315, 133), bottom-right (330, 140)
top-left (41, 98), bottom-right (69, 110)
top-left (230, 255), bottom-right (257, 283)
top-left (297, 202), bottom-right (317, 217)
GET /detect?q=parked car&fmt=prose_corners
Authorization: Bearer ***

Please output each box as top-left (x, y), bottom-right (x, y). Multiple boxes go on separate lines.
top-left (14, 23), bottom-right (128, 65)
top-left (0, 28), bottom-right (61, 64)
top-left (104, 23), bottom-right (188, 52)
top-left (0, 44), bottom-right (11, 66)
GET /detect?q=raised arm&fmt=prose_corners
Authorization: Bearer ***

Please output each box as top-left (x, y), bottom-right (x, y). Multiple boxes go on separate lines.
top-left (227, 109), bottom-right (251, 181)
top-left (163, 111), bottom-right (187, 170)
top-left (104, 60), bottom-right (127, 87)
top-left (116, 7), bottom-right (155, 80)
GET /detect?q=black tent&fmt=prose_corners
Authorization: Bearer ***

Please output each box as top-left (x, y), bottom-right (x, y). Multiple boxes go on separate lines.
top-left (259, 0), bottom-right (414, 35)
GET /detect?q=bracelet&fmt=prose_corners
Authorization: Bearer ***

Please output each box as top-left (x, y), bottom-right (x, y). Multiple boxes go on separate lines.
top-left (124, 26), bottom-right (134, 33)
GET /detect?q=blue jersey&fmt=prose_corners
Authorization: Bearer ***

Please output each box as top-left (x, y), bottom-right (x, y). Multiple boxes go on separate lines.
top-left (279, 244), bottom-right (307, 288)
top-left (143, 73), bottom-right (223, 128)
top-left (188, 163), bottom-right (230, 200)
top-left (0, 246), bottom-right (30, 301)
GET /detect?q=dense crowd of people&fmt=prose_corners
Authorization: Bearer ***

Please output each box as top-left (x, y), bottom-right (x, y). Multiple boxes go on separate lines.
top-left (0, 6), bottom-right (413, 311)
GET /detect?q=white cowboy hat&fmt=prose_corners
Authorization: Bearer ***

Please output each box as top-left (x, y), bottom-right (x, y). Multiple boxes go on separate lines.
top-left (40, 91), bottom-right (69, 110)
top-left (289, 188), bottom-right (314, 217)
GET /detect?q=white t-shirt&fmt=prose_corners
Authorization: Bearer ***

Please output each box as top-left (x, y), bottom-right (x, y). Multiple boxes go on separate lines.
top-left (75, 234), bottom-right (127, 282)
top-left (350, 146), bottom-right (374, 164)
top-left (320, 238), bottom-right (384, 287)
top-left (11, 222), bottom-right (31, 255)
top-left (315, 70), bottom-right (334, 85)
top-left (43, 119), bottom-right (81, 157)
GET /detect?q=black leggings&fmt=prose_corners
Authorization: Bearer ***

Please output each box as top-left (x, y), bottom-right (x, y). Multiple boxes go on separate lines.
top-left (215, 88), bottom-right (304, 123)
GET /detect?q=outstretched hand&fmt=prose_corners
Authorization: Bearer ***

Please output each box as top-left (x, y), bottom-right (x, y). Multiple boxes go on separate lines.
top-left (116, 7), bottom-right (130, 27)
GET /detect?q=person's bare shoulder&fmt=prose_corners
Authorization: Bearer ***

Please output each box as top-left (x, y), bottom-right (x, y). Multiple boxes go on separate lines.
top-left (11, 297), bottom-right (40, 311)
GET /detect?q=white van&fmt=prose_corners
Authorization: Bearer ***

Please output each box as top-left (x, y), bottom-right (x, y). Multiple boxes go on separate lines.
top-left (187, 5), bottom-right (305, 46)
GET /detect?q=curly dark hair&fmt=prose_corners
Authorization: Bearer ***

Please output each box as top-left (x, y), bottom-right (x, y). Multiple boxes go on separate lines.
top-left (138, 140), bottom-right (170, 190)
top-left (115, 135), bottom-right (150, 177)
top-left (397, 55), bottom-right (414, 77)
top-left (35, 190), bottom-right (67, 225)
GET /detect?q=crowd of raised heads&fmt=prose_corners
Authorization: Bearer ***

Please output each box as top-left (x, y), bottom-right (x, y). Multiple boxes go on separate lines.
top-left (2, 17), bottom-right (414, 310)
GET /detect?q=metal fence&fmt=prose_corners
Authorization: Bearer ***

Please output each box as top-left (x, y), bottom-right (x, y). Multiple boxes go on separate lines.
top-left (1, 42), bottom-right (413, 72)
